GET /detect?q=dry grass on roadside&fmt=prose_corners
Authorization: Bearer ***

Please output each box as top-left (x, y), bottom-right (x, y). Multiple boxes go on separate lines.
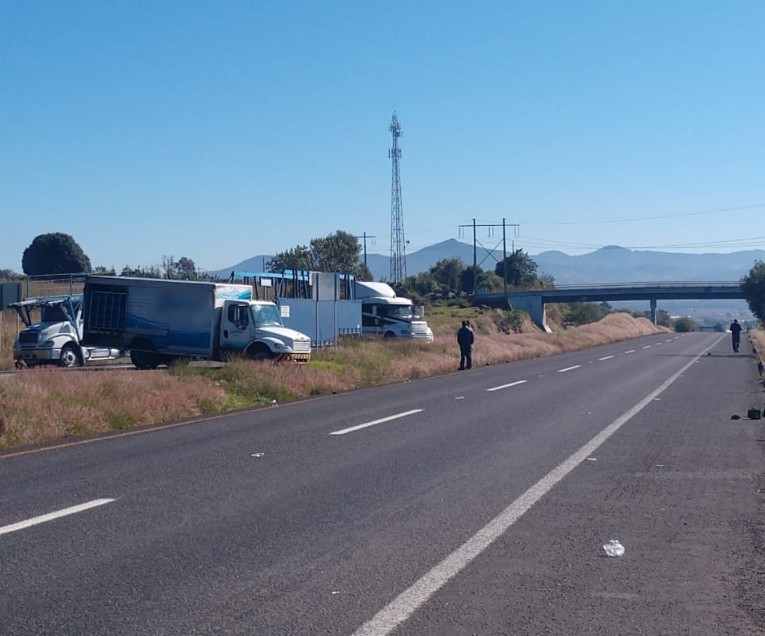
top-left (0, 369), bottom-right (230, 449)
top-left (0, 311), bottom-right (20, 371)
top-left (749, 329), bottom-right (765, 377)
top-left (0, 312), bottom-right (669, 450)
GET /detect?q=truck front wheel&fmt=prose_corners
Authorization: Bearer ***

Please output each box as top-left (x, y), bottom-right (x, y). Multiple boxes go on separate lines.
top-left (247, 345), bottom-right (274, 361)
top-left (60, 343), bottom-right (83, 368)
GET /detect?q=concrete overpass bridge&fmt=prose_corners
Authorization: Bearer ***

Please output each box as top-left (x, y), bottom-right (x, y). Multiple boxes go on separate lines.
top-left (473, 282), bottom-right (745, 331)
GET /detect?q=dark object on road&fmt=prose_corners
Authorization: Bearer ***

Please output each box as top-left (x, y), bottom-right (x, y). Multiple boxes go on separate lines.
top-left (757, 361), bottom-right (764, 376)
top-left (747, 408), bottom-right (762, 420)
top-left (731, 414), bottom-right (741, 420)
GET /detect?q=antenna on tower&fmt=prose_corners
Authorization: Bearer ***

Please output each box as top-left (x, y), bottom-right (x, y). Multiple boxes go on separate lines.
top-left (389, 112), bottom-right (406, 284)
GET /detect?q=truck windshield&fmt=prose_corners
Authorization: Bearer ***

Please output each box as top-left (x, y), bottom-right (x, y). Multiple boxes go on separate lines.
top-left (250, 304), bottom-right (284, 328)
top-left (41, 301), bottom-right (78, 323)
top-left (382, 305), bottom-right (414, 319)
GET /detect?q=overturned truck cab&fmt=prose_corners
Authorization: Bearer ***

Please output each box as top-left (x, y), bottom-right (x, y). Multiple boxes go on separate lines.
top-left (10, 294), bottom-right (123, 368)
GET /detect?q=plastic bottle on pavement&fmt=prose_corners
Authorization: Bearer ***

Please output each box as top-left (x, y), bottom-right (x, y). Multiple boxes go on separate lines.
top-left (603, 539), bottom-right (625, 557)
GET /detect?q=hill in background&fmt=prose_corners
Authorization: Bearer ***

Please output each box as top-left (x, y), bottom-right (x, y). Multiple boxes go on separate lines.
top-left (209, 239), bottom-right (765, 285)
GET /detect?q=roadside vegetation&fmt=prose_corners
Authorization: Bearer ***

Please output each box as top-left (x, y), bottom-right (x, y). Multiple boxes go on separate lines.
top-left (1, 307), bottom-right (669, 450)
top-left (2, 232), bottom-right (764, 451)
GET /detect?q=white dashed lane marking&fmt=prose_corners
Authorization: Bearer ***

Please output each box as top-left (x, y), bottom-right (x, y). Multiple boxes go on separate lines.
top-left (486, 380), bottom-right (528, 392)
top-left (0, 499), bottom-right (115, 536)
top-left (330, 410), bottom-right (423, 436)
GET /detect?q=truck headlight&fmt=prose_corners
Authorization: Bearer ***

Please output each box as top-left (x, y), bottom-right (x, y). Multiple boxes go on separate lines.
top-left (42, 340), bottom-right (56, 348)
top-left (273, 342), bottom-right (291, 351)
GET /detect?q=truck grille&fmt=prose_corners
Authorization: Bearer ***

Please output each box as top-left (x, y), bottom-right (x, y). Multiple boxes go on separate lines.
top-left (293, 340), bottom-right (311, 353)
top-left (19, 331), bottom-right (40, 345)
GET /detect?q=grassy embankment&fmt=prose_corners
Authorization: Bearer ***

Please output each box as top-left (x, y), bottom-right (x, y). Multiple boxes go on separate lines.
top-left (0, 305), bottom-right (681, 450)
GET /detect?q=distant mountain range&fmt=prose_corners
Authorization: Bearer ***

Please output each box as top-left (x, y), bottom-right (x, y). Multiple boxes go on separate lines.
top-left (208, 239), bottom-right (765, 285)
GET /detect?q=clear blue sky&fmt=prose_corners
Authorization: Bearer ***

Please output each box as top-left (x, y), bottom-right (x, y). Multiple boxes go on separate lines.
top-left (2, 1), bottom-right (764, 274)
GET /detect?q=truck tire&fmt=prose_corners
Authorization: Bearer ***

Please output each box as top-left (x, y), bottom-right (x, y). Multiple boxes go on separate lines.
top-left (130, 348), bottom-right (162, 370)
top-left (247, 345), bottom-right (274, 361)
top-left (383, 331), bottom-right (396, 339)
top-left (60, 343), bottom-right (83, 368)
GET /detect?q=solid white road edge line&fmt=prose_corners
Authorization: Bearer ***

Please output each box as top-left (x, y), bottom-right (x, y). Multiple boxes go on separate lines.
top-left (350, 338), bottom-right (719, 636)
top-left (486, 380), bottom-right (528, 392)
top-left (598, 355), bottom-right (614, 361)
top-left (330, 410), bottom-right (423, 436)
top-left (557, 365), bottom-right (581, 373)
top-left (0, 499), bottom-right (115, 536)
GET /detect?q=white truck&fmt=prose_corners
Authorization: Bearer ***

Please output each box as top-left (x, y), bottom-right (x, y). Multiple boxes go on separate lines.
top-left (354, 281), bottom-right (434, 341)
top-left (82, 276), bottom-right (312, 369)
top-left (11, 294), bottom-right (123, 368)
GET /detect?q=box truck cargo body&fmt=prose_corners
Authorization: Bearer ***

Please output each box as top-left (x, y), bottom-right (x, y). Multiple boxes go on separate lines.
top-left (82, 276), bottom-right (311, 368)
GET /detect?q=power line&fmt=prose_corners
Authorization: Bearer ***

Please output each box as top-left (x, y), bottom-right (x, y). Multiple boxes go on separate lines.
top-left (519, 203), bottom-right (765, 226)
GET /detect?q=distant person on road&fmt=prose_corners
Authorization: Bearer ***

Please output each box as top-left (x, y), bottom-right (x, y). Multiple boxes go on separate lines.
top-left (457, 320), bottom-right (474, 370)
top-left (730, 319), bottom-right (742, 353)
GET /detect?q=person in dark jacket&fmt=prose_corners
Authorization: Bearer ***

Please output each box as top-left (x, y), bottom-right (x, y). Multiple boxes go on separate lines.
top-left (730, 319), bottom-right (742, 353)
top-left (457, 320), bottom-right (474, 370)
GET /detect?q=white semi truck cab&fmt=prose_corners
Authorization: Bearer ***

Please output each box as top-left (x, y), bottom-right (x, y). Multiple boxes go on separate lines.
top-left (354, 281), bottom-right (434, 341)
top-left (10, 294), bottom-right (123, 368)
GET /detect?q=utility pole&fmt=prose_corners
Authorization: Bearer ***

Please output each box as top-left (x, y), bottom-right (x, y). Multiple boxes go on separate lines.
top-left (389, 112), bottom-right (406, 285)
top-left (458, 219), bottom-right (520, 296)
top-left (354, 232), bottom-right (376, 269)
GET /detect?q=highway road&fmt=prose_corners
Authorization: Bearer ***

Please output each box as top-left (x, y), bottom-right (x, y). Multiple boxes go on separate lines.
top-left (1, 332), bottom-right (763, 635)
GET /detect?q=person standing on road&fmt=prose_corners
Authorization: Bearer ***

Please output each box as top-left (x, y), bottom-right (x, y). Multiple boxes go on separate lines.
top-left (729, 318), bottom-right (742, 353)
top-left (457, 320), bottom-right (474, 370)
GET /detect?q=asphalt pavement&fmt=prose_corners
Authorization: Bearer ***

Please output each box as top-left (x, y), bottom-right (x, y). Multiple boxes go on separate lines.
top-left (1, 332), bottom-right (763, 635)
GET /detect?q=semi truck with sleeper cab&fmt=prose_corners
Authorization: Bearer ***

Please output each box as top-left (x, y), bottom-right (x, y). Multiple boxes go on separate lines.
top-left (82, 276), bottom-right (311, 369)
top-left (10, 294), bottom-right (123, 368)
top-left (354, 281), bottom-right (433, 341)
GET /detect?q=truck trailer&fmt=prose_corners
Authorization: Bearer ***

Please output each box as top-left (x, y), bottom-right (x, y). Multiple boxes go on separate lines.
top-left (82, 276), bottom-right (311, 369)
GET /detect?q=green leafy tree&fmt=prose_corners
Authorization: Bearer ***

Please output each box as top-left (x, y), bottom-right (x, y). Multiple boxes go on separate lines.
top-left (0, 268), bottom-right (22, 280)
top-left (494, 249), bottom-right (539, 288)
top-left (477, 270), bottom-right (504, 293)
top-left (429, 257), bottom-right (464, 294)
top-left (566, 302), bottom-right (604, 326)
top-left (268, 231), bottom-right (372, 279)
top-left (401, 272), bottom-right (439, 301)
top-left (740, 260), bottom-right (765, 323)
top-left (674, 317), bottom-right (698, 332)
top-left (21, 233), bottom-right (91, 275)
top-left (268, 246), bottom-right (313, 272)
top-left (120, 264), bottom-right (162, 278)
top-left (161, 255), bottom-right (199, 280)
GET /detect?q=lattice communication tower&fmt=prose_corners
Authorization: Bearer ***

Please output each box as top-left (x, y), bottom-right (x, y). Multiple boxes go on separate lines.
top-left (389, 112), bottom-right (407, 284)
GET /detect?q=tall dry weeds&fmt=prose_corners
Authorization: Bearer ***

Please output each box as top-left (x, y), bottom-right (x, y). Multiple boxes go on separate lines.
top-left (1, 313), bottom-right (675, 450)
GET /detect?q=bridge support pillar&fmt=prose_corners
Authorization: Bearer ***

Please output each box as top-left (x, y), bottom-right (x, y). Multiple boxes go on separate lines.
top-left (650, 298), bottom-right (657, 324)
top-left (510, 295), bottom-right (551, 333)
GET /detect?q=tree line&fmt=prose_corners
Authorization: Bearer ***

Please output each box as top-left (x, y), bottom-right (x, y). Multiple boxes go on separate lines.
top-left (7, 231), bottom-right (765, 327)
